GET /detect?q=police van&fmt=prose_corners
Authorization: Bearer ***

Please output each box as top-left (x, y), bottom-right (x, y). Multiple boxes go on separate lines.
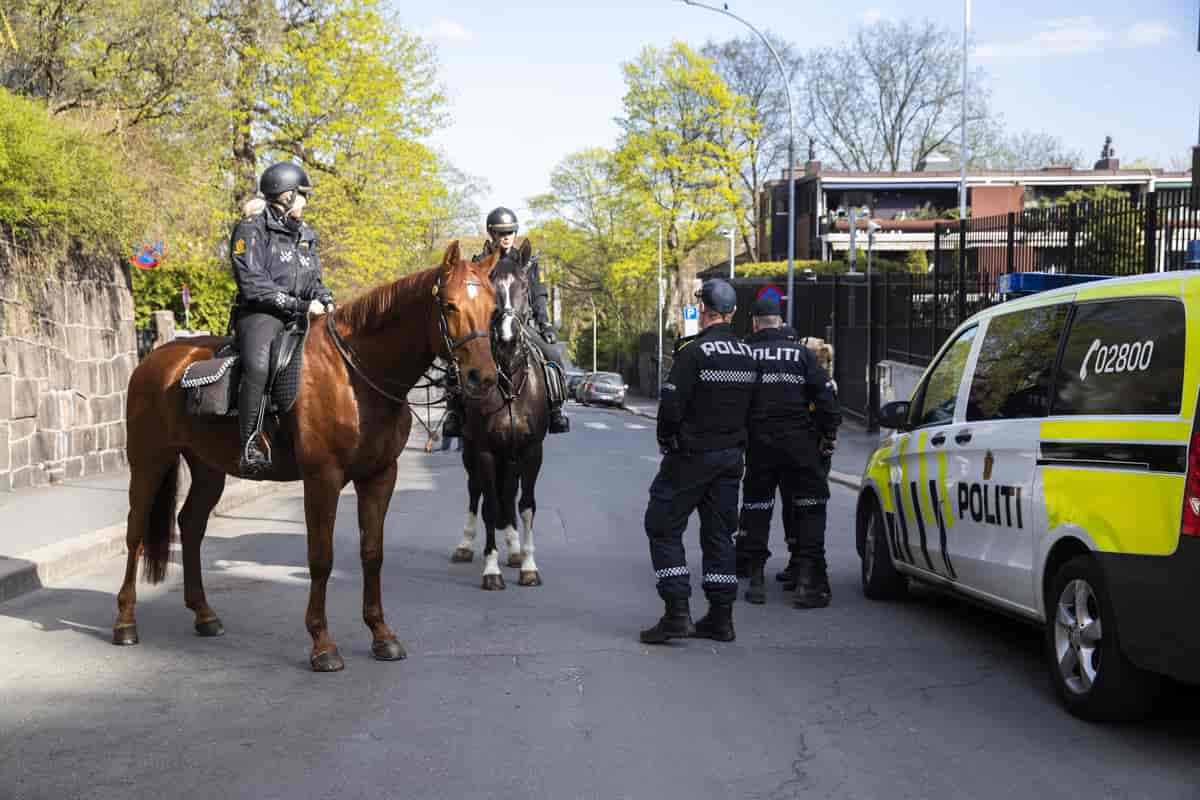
top-left (857, 271), bottom-right (1200, 720)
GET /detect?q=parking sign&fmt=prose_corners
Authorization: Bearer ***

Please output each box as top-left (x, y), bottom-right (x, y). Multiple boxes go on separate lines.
top-left (683, 304), bottom-right (699, 336)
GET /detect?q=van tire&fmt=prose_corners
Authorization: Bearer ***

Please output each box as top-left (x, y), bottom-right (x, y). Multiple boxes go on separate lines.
top-left (1045, 555), bottom-right (1162, 721)
top-left (861, 502), bottom-right (908, 601)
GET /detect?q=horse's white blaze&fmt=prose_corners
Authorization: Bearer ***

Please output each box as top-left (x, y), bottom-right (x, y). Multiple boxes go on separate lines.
top-left (455, 511), bottom-right (477, 553)
top-left (520, 509), bottom-right (537, 573)
top-left (482, 550), bottom-right (501, 576)
top-left (496, 275), bottom-right (516, 342)
top-left (504, 525), bottom-right (521, 558)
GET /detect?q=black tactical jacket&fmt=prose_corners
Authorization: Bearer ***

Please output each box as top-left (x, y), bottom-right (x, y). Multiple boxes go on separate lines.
top-left (473, 244), bottom-right (550, 327)
top-left (657, 322), bottom-right (756, 453)
top-left (745, 327), bottom-right (841, 441)
top-left (230, 206), bottom-right (333, 318)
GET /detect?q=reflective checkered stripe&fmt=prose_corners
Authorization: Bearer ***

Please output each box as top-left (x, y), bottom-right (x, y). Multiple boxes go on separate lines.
top-left (761, 373), bottom-right (805, 384)
top-left (741, 500), bottom-right (774, 511)
top-left (655, 566), bottom-right (689, 580)
top-left (703, 574), bottom-right (738, 585)
top-left (795, 497), bottom-right (827, 507)
top-left (699, 370), bottom-right (756, 383)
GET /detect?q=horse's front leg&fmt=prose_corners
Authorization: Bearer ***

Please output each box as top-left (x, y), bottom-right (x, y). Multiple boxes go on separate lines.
top-left (303, 468), bottom-right (347, 672)
top-left (501, 461), bottom-right (522, 568)
top-left (518, 443), bottom-right (543, 587)
top-left (354, 461), bottom-right (405, 661)
top-left (452, 445), bottom-right (479, 563)
top-left (476, 450), bottom-right (505, 591)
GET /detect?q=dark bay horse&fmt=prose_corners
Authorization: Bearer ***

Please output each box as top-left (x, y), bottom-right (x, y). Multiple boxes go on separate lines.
top-left (115, 242), bottom-right (499, 671)
top-left (451, 243), bottom-right (548, 589)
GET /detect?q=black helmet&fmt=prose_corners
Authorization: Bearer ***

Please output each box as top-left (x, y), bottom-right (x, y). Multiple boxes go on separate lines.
top-left (486, 207), bottom-right (519, 236)
top-left (259, 162), bottom-right (313, 199)
top-left (696, 279), bottom-right (737, 314)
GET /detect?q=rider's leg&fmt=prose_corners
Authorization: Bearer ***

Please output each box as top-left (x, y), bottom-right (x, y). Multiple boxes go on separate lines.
top-left (236, 312), bottom-right (285, 477)
top-left (529, 330), bottom-right (570, 434)
top-left (442, 370), bottom-right (465, 438)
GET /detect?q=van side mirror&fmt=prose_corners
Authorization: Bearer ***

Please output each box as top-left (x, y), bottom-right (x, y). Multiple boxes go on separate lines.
top-left (878, 401), bottom-right (911, 431)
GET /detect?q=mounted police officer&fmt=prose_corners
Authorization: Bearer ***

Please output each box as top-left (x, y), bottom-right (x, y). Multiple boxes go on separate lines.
top-left (229, 162), bottom-right (334, 477)
top-left (441, 206), bottom-right (570, 437)
top-left (640, 279), bottom-right (755, 644)
top-left (737, 296), bottom-right (840, 608)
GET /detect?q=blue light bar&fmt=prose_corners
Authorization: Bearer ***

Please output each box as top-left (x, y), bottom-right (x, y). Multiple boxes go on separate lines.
top-left (998, 272), bottom-right (1111, 296)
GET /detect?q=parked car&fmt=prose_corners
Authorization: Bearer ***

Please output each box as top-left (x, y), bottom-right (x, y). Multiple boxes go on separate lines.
top-left (857, 270), bottom-right (1200, 721)
top-left (578, 372), bottom-right (627, 407)
top-left (565, 369), bottom-right (586, 401)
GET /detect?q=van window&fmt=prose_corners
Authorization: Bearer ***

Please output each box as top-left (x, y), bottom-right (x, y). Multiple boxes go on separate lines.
top-left (911, 326), bottom-right (978, 428)
top-left (967, 304), bottom-right (1069, 421)
top-left (1053, 298), bottom-right (1185, 416)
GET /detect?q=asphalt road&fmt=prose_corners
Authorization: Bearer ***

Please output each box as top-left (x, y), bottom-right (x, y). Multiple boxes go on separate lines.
top-left (2, 402), bottom-right (1198, 800)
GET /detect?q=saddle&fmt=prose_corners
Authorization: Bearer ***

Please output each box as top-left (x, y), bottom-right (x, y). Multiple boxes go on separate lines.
top-left (179, 315), bottom-right (310, 418)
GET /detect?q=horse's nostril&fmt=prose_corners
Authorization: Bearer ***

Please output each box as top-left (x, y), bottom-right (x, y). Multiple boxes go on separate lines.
top-left (466, 368), bottom-right (481, 387)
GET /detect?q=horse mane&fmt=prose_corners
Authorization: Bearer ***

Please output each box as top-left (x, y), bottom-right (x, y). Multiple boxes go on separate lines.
top-left (336, 266), bottom-right (441, 336)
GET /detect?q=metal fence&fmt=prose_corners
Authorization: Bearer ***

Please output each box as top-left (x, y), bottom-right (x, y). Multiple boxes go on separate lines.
top-left (730, 188), bottom-right (1200, 425)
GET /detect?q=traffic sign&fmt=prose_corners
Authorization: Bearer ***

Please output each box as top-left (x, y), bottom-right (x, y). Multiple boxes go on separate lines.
top-left (756, 285), bottom-right (783, 304)
top-left (683, 304), bottom-right (699, 336)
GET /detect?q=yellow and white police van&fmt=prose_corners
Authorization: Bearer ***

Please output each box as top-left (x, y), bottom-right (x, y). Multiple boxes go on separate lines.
top-left (857, 270), bottom-right (1200, 720)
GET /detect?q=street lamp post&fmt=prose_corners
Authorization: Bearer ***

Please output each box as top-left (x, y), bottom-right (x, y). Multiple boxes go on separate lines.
top-left (959, 0), bottom-right (971, 220)
top-left (866, 220), bottom-right (880, 432)
top-left (657, 223), bottom-right (664, 397)
top-left (724, 226), bottom-right (736, 279)
top-left (681, 0), bottom-right (796, 326)
top-left (589, 297), bottom-right (598, 373)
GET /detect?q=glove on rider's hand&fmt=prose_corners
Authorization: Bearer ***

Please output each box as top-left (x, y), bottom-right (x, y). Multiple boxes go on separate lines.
top-left (819, 435), bottom-right (837, 457)
top-left (541, 325), bottom-right (557, 344)
top-left (308, 299), bottom-right (326, 316)
top-left (659, 435), bottom-right (680, 456)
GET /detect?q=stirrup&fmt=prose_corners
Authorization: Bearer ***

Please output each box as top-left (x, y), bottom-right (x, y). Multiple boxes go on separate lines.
top-left (239, 433), bottom-right (272, 477)
top-left (549, 409), bottom-right (570, 434)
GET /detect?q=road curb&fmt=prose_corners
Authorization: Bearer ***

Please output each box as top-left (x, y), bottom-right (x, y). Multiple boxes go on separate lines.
top-left (0, 467), bottom-right (287, 606)
top-left (828, 470), bottom-right (863, 492)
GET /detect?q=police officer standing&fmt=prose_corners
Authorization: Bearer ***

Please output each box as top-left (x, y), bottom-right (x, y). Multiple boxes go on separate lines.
top-left (229, 162), bottom-right (334, 477)
top-left (640, 279), bottom-right (755, 644)
top-left (737, 296), bottom-right (840, 608)
top-left (441, 206), bottom-right (570, 437)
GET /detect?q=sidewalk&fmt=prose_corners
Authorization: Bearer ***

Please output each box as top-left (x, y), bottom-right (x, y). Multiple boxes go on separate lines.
top-left (623, 391), bottom-right (879, 491)
top-left (0, 423), bottom-right (440, 606)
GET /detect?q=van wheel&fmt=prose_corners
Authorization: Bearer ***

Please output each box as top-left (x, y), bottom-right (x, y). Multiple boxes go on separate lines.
top-left (1045, 555), bottom-right (1162, 721)
top-left (861, 502), bottom-right (907, 601)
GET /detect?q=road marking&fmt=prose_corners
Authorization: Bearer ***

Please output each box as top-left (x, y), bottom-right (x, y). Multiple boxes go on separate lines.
top-left (584, 422), bottom-right (610, 430)
top-left (625, 423), bottom-right (648, 430)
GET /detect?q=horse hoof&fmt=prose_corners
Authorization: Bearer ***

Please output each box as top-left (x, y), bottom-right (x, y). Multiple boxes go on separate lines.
top-left (451, 548), bottom-right (474, 563)
top-left (519, 571), bottom-right (542, 587)
top-left (507, 554), bottom-right (523, 568)
top-left (481, 574), bottom-right (506, 591)
top-left (372, 639), bottom-right (407, 661)
top-left (194, 618), bottom-right (225, 637)
top-left (112, 625), bottom-right (139, 646)
top-left (310, 649), bottom-right (345, 672)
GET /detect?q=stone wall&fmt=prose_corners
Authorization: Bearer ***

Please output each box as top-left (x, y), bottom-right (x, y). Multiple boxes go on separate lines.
top-left (0, 240), bottom-right (136, 490)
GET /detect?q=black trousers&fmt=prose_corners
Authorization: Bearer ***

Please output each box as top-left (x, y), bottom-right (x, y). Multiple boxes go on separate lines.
top-left (644, 446), bottom-right (743, 604)
top-left (235, 312), bottom-right (285, 441)
top-left (736, 432), bottom-right (830, 570)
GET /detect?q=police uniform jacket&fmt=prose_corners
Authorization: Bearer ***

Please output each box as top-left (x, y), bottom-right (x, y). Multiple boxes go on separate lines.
top-left (747, 327), bottom-right (841, 442)
top-left (473, 245), bottom-right (550, 327)
top-left (230, 206), bottom-right (333, 318)
top-left (657, 322), bottom-right (756, 452)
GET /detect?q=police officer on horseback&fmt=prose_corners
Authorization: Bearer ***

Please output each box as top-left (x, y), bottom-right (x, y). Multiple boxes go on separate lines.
top-left (229, 162), bottom-right (334, 477)
top-left (441, 206), bottom-right (570, 437)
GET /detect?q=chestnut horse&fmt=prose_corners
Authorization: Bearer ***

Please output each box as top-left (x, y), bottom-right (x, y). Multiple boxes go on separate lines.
top-left (451, 245), bottom-right (548, 589)
top-left (114, 242), bottom-right (498, 671)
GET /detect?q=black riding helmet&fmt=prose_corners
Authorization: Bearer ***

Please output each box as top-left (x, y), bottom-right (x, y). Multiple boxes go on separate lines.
top-left (696, 278), bottom-right (737, 314)
top-left (259, 162), bottom-right (313, 199)
top-left (486, 207), bottom-right (519, 236)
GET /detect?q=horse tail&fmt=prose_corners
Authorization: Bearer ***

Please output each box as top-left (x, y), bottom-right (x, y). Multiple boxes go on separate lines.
top-left (142, 459), bottom-right (180, 584)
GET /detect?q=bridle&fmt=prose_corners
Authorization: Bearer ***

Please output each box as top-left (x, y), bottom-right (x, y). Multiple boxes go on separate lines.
top-left (433, 275), bottom-right (492, 400)
top-left (490, 305), bottom-right (530, 402)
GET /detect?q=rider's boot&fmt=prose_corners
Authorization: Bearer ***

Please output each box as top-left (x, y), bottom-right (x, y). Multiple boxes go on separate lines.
top-left (549, 399), bottom-right (570, 434)
top-left (639, 597), bottom-right (693, 644)
top-left (237, 387), bottom-right (271, 478)
top-left (692, 601), bottom-right (736, 642)
top-left (443, 391), bottom-right (465, 439)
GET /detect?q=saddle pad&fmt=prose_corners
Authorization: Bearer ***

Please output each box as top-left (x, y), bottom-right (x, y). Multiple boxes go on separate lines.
top-left (270, 319), bottom-right (309, 415)
top-left (181, 355), bottom-right (240, 417)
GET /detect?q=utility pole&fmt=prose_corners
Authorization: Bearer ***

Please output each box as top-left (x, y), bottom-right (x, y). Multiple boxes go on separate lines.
top-left (959, 0), bottom-right (971, 220)
top-left (680, 0), bottom-right (796, 325)
top-left (726, 226), bottom-right (736, 279)
top-left (657, 223), bottom-right (664, 397)
top-left (589, 297), bottom-right (597, 373)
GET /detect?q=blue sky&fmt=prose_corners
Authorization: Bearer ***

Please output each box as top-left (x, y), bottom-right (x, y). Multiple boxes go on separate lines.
top-left (395, 0), bottom-right (1199, 227)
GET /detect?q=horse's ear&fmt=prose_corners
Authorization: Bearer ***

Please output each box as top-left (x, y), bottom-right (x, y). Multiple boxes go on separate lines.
top-left (519, 238), bottom-right (532, 265)
top-left (442, 240), bottom-right (461, 269)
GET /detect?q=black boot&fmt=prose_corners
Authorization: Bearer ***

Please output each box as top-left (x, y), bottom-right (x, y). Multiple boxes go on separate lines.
top-left (744, 565), bottom-right (765, 605)
top-left (549, 404), bottom-right (570, 434)
top-left (640, 598), bottom-right (693, 644)
top-left (692, 602), bottom-right (735, 642)
top-left (443, 394), bottom-right (464, 438)
top-left (237, 388), bottom-right (272, 478)
top-left (777, 559), bottom-right (800, 590)
top-left (793, 560), bottom-right (832, 609)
